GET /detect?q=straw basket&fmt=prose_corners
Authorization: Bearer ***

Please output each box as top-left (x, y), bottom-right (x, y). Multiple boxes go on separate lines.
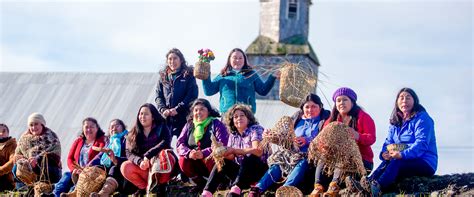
top-left (279, 62), bottom-right (317, 108)
top-left (34, 181), bottom-right (52, 196)
top-left (16, 158), bottom-right (37, 185)
top-left (194, 61), bottom-right (210, 80)
top-left (260, 116), bottom-right (298, 152)
top-left (275, 186), bottom-right (303, 197)
top-left (74, 166), bottom-right (107, 196)
top-left (387, 143), bottom-right (407, 152)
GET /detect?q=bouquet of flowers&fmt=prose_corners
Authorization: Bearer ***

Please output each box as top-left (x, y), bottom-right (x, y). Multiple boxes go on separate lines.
top-left (194, 48), bottom-right (215, 80)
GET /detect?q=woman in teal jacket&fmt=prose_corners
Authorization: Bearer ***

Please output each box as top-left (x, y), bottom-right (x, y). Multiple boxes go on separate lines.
top-left (365, 88), bottom-right (437, 196)
top-left (202, 48), bottom-right (277, 114)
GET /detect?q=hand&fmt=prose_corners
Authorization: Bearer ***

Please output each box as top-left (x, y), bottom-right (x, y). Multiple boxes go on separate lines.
top-left (163, 109), bottom-right (171, 117)
top-left (262, 128), bottom-right (271, 138)
top-left (389, 150), bottom-right (402, 160)
top-left (224, 147), bottom-right (235, 157)
top-left (29, 157), bottom-right (37, 168)
top-left (348, 128), bottom-right (360, 140)
top-left (382, 151), bottom-right (391, 160)
top-left (140, 158), bottom-right (150, 170)
top-left (194, 150), bottom-right (204, 159)
top-left (14, 154), bottom-right (25, 162)
top-left (273, 70), bottom-right (281, 79)
top-left (105, 149), bottom-right (117, 164)
top-left (169, 108), bottom-right (178, 116)
top-left (294, 137), bottom-right (306, 147)
top-left (72, 168), bottom-right (83, 175)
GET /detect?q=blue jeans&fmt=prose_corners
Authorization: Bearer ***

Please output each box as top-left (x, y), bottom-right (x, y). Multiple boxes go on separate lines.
top-left (256, 158), bottom-right (309, 192)
top-left (370, 158), bottom-right (435, 188)
top-left (53, 172), bottom-right (75, 196)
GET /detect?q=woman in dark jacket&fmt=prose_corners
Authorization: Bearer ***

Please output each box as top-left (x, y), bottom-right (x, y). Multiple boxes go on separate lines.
top-left (156, 48), bottom-right (198, 137)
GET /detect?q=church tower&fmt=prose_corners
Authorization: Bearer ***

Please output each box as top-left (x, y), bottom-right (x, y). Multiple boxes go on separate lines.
top-left (246, 0), bottom-right (320, 100)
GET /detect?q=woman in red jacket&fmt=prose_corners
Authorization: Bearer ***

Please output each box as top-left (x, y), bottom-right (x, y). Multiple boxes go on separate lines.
top-left (310, 87), bottom-right (376, 196)
top-left (54, 117), bottom-right (106, 196)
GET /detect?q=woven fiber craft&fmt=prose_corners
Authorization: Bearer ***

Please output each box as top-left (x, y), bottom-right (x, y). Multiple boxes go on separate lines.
top-left (259, 116), bottom-right (298, 152)
top-left (308, 122), bottom-right (366, 178)
top-left (72, 166), bottom-right (106, 197)
top-left (386, 143), bottom-right (407, 152)
top-left (34, 181), bottom-right (52, 196)
top-left (206, 134), bottom-right (227, 171)
top-left (194, 61), bottom-right (210, 80)
top-left (275, 185), bottom-right (303, 197)
top-left (279, 62), bottom-right (317, 108)
top-left (16, 158), bottom-right (37, 185)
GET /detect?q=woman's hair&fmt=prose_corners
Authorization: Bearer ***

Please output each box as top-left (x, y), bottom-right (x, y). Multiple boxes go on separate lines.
top-left (220, 48), bottom-right (253, 76)
top-left (224, 104), bottom-right (258, 134)
top-left (110, 119), bottom-right (126, 130)
top-left (187, 98), bottom-right (221, 121)
top-left (328, 97), bottom-right (361, 130)
top-left (160, 48), bottom-right (191, 83)
top-left (389, 88), bottom-right (426, 126)
top-left (299, 93), bottom-right (324, 110)
top-left (127, 103), bottom-right (164, 151)
top-left (0, 123), bottom-right (9, 133)
top-left (80, 117), bottom-right (105, 139)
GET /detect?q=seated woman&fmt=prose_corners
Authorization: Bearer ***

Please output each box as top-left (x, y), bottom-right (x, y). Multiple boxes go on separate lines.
top-left (201, 104), bottom-right (268, 197)
top-left (120, 103), bottom-right (177, 196)
top-left (0, 123), bottom-right (16, 192)
top-left (89, 119), bottom-right (135, 196)
top-left (177, 98), bottom-right (229, 193)
top-left (54, 117), bottom-right (106, 196)
top-left (13, 113), bottom-right (62, 190)
top-left (249, 94), bottom-right (330, 197)
top-left (366, 88), bottom-right (437, 196)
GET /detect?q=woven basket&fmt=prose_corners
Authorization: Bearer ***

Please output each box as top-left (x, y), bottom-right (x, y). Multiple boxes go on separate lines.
top-left (16, 158), bottom-right (37, 185)
top-left (275, 186), bottom-right (303, 197)
top-left (34, 181), bottom-right (52, 196)
top-left (279, 62), bottom-right (317, 108)
top-left (260, 116), bottom-right (298, 152)
top-left (387, 143), bottom-right (407, 152)
top-left (194, 61), bottom-right (210, 80)
top-left (74, 166), bottom-right (106, 196)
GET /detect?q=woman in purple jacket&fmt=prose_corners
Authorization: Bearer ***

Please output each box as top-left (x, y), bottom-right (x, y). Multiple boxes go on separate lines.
top-left (176, 98), bottom-right (229, 193)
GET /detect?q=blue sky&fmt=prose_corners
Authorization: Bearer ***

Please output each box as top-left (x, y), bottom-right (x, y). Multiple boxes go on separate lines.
top-left (1, 0), bottom-right (473, 173)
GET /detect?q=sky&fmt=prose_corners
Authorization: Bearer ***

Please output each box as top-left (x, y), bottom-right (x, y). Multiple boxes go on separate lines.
top-left (1, 0), bottom-right (473, 173)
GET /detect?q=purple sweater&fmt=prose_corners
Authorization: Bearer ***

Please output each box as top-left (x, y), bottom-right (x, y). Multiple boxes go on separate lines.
top-left (177, 119), bottom-right (228, 158)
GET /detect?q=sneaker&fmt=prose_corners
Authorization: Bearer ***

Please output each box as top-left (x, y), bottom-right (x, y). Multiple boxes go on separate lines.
top-left (323, 181), bottom-right (339, 197)
top-left (248, 186), bottom-right (261, 197)
top-left (309, 183), bottom-right (325, 197)
top-left (345, 176), bottom-right (364, 193)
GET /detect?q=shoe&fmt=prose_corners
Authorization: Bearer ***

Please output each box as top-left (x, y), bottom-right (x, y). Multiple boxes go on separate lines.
top-left (226, 185), bottom-right (241, 197)
top-left (322, 181), bottom-right (339, 197)
top-left (91, 177), bottom-right (119, 197)
top-left (248, 186), bottom-right (261, 197)
top-left (345, 176), bottom-right (364, 193)
top-left (132, 189), bottom-right (146, 197)
top-left (309, 183), bottom-right (325, 197)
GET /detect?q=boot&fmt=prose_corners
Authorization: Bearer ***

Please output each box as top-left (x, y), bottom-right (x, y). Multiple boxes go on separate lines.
top-left (90, 177), bottom-right (119, 197)
top-left (60, 190), bottom-right (77, 197)
top-left (309, 183), bottom-right (325, 197)
top-left (323, 181), bottom-right (339, 197)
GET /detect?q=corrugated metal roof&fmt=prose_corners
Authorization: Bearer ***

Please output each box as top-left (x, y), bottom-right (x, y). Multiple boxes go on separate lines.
top-left (0, 72), bottom-right (298, 169)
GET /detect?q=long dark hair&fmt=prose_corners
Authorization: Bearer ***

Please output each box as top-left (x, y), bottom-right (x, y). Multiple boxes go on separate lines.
top-left (127, 103), bottom-right (164, 151)
top-left (187, 98), bottom-right (221, 121)
top-left (220, 48), bottom-right (253, 76)
top-left (328, 98), bottom-right (361, 130)
top-left (80, 117), bottom-right (105, 140)
top-left (224, 104), bottom-right (258, 134)
top-left (160, 48), bottom-right (191, 83)
top-left (389, 88), bottom-right (426, 126)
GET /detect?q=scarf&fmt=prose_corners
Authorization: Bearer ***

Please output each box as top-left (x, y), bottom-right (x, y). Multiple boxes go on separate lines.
top-left (100, 129), bottom-right (128, 167)
top-left (193, 117), bottom-right (214, 143)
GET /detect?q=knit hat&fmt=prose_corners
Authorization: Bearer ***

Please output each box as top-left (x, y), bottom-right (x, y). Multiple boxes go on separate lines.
top-left (28, 112), bottom-right (46, 126)
top-left (332, 87), bottom-right (357, 102)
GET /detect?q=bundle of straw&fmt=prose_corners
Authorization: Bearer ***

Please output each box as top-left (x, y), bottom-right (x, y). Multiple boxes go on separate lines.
top-left (259, 116), bottom-right (298, 152)
top-left (206, 134), bottom-right (227, 171)
top-left (279, 62), bottom-right (317, 108)
top-left (275, 186), bottom-right (303, 197)
top-left (386, 143), bottom-right (407, 152)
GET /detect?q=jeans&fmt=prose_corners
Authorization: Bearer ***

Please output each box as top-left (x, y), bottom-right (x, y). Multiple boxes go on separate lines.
top-left (53, 172), bottom-right (74, 196)
top-left (256, 158), bottom-right (309, 192)
top-left (370, 158), bottom-right (435, 188)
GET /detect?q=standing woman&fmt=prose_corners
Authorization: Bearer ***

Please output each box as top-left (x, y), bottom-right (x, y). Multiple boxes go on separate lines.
top-left (156, 48), bottom-right (198, 137)
top-left (311, 87), bottom-right (376, 196)
top-left (54, 117), bottom-right (106, 196)
top-left (201, 104), bottom-right (268, 197)
top-left (14, 113), bottom-right (62, 188)
top-left (249, 94), bottom-right (330, 197)
top-left (0, 123), bottom-right (16, 192)
top-left (202, 48), bottom-right (278, 114)
top-left (366, 88), bottom-right (437, 196)
top-left (177, 98), bottom-right (229, 192)
top-left (120, 103), bottom-right (176, 196)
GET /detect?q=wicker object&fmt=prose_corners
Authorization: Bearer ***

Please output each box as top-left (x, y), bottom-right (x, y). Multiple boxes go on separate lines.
top-left (207, 134), bottom-right (227, 171)
top-left (16, 158), bottom-right (37, 185)
top-left (73, 166), bottom-right (107, 196)
top-left (260, 116), bottom-right (298, 152)
top-left (279, 62), bottom-right (317, 108)
top-left (308, 122), bottom-right (366, 178)
top-left (194, 61), bottom-right (210, 80)
top-left (34, 181), bottom-right (52, 196)
top-left (275, 186), bottom-right (303, 197)
top-left (387, 143), bottom-right (407, 152)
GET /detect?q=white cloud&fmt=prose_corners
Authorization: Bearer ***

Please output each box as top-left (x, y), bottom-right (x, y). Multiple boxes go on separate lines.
top-left (0, 45), bottom-right (58, 71)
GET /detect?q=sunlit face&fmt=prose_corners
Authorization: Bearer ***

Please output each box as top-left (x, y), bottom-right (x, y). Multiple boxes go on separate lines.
top-left (336, 95), bottom-right (353, 115)
top-left (303, 101), bottom-right (321, 118)
top-left (167, 53), bottom-right (182, 72)
top-left (0, 125), bottom-right (9, 138)
top-left (29, 122), bottom-right (44, 136)
top-left (109, 120), bottom-right (124, 135)
top-left (193, 104), bottom-right (209, 122)
top-left (233, 110), bottom-right (249, 131)
top-left (139, 107), bottom-right (154, 128)
top-left (230, 51), bottom-right (245, 70)
top-left (397, 91), bottom-right (414, 114)
top-left (83, 120), bottom-right (98, 141)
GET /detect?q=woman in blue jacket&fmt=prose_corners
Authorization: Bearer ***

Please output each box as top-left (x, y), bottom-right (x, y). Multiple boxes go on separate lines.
top-left (202, 48), bottom-right (277, 114)
top-left (156, 48), bottom-right (198, 137)
top-left (365, 88), bottom-right (437, 196)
